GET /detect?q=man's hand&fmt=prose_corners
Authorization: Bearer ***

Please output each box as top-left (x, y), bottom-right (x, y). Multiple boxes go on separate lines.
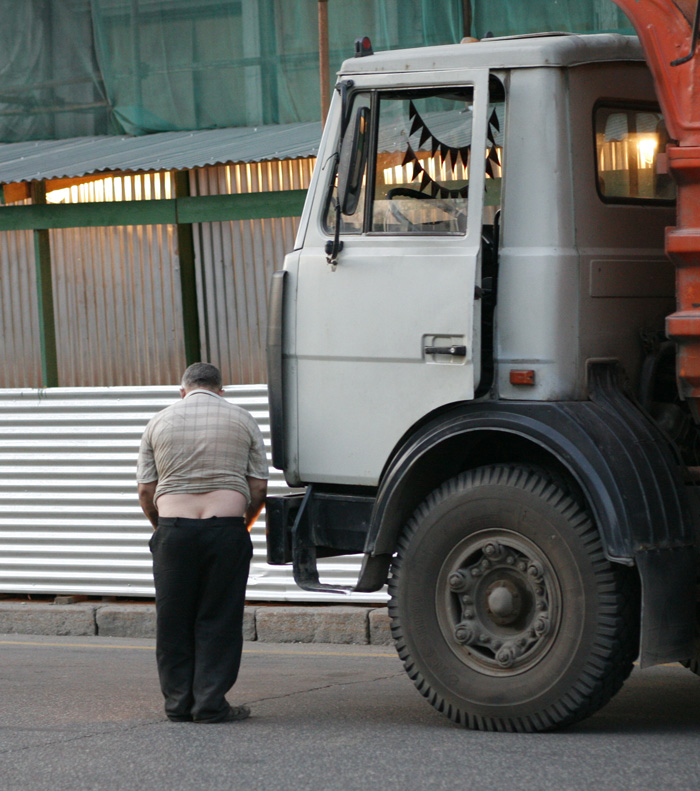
top-left (245, 477), bottom-right (268, 529)
top-left (138, 481), bottom-right (159, 529)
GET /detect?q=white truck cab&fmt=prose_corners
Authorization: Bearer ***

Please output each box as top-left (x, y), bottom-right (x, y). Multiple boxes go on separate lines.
top-left (266, 34), bottom-right (698, 732)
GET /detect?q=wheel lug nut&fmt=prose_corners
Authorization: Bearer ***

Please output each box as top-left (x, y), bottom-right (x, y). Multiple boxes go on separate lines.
top-left (449, 570), bottom-right (470, 592)
top-left (528, 561), bottom-right (544, 580)
top-left (463, 608), bottom-right (475, 619)
top-left (483, 541), bottom-right (503, 559)
top-left (506, 555), bottom-right (515, 565)
top-left (462, 595), bottom-right (473, 605)
top-left (496, 646), bottom-right (516, 667)
top-left (470, 567), bottom-right (482, 578)
top-left (537, 601), bottom-right (547, 611)
top-left (534, 617), bottom-right (550, 636)
top-left (454, 623), bottom-right (475, 645)
top-left (517, 559), bottom-right (527, 572)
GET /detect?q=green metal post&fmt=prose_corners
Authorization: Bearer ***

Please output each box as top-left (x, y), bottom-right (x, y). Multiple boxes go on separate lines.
top-left (173, 171), bottom-right (202, 366)
top-left (31, 181), bottom-right (59, 387)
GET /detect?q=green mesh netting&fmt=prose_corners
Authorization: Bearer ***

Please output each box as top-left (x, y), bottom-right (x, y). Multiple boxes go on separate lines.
top-left (0, 1), bottom-right (112, 142)
top-left (470, 0), bottom-right (634, 38)
top-left (0, 0), bottom-right (635, 144)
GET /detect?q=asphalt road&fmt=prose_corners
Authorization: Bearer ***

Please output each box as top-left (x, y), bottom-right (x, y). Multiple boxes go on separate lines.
top-left (1, 634), bottom-right (700, 791)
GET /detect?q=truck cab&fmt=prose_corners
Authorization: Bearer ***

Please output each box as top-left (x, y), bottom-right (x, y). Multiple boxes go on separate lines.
top-left (266, 33), bottom-right (698, 732)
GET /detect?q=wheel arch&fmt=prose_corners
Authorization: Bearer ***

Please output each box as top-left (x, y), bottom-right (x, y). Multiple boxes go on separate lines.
top-left (369, 361), bottom-right (697, 563)
top-left (364, 366), bottom-right (697, 665)
top-left (368, 405), bottom-right (642, 563)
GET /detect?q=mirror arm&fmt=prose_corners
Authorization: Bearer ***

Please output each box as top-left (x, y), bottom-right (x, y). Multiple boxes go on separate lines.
top-left (325, 203), bottom-right (344, 270)
top-left (325, 79), bottom-right (355, 270)
top-left (337, 79), bottom-right (355, 139)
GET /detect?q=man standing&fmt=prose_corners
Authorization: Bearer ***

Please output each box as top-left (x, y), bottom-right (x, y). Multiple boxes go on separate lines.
top-left (137, 363), bottom-right (268, 723)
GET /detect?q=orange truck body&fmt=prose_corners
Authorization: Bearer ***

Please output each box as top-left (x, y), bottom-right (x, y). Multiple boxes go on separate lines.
top-left (614, 0), bottom-right (700, 412)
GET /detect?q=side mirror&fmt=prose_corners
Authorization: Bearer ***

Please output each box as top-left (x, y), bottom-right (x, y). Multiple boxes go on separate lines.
top-left (337, 106), bottom-right (370, 216)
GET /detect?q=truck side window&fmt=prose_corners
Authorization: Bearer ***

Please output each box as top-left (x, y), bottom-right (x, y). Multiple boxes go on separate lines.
top-left (370, 88), bottom-right (478, 234)
top-left (323, 93), bottom-right (371, 235)
top-left (595, 105), bottom-right (675, 202)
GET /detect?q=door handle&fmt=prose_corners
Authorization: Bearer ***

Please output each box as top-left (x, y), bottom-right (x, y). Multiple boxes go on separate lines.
top-left (424, 345), bottom-right (467, 357)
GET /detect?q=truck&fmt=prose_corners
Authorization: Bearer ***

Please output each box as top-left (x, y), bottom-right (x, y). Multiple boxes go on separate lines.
top-left (265, 0), bottom-right (700, 731)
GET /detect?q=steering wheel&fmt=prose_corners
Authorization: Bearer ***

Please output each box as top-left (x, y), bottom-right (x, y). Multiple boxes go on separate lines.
top-left (386, 187), bottom-right (433, 201)
top-left (386, 186), bottom-right (465, 232)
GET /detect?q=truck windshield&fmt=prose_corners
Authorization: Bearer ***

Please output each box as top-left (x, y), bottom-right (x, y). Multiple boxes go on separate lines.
top-left (595, 105), bottom-right (675, 203)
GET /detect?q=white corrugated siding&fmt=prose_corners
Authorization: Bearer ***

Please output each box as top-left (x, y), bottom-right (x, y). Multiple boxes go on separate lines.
top-left (0, 385), bottom-right (387, 603)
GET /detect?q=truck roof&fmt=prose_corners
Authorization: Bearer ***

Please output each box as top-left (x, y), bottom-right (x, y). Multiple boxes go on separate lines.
top-left (338, 33), bottom-right (644, 76)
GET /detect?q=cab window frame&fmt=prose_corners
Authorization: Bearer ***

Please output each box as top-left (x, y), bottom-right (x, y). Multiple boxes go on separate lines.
top-left (593, 99), bottom-right (675, 207)
top-left (367, 86), bottom-right (476, 237)
top-left (321, 89), bottom-right (375, 237)
top-left (324, 84), bottom-right (485, 238)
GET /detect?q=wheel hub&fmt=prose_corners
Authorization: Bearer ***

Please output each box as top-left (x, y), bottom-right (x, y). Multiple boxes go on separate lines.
top-left (438, 532), bottom-right (561, 675)
top-left (485, 580), bottom-right (521, 624)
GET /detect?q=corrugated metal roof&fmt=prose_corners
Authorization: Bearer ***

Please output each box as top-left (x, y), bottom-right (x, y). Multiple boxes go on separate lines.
top-left (0, 123), bottom-right (322, 185)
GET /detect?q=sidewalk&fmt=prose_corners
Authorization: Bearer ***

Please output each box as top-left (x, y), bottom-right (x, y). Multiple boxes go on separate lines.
top-left (0, 601), bottom-right (393, 645)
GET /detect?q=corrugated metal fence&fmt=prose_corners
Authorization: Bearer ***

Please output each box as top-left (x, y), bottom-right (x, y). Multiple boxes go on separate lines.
top-left (51, 223), bottom-right (187, 387)
top-left (191, 160), bottom-right (314, 384)
top-left (0, 163), bottom-right (315, 389)
top-left (0, 228), bottom-right (42, 389)
top-left (0, 385), bottom-right (387, 603)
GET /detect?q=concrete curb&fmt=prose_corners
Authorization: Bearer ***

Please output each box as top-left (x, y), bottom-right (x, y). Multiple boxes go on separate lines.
top-left (0, 603), bottom-right (393, 645)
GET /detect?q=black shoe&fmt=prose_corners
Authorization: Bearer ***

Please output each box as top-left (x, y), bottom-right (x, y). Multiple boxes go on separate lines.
top-left (167, 713), bottom-right (193, 722)
top-left (196, 704), bottom-right (251, 724)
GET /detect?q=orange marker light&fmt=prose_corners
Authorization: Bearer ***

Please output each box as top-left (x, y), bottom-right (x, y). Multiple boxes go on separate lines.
top-left (510, 369), bottom-right (536, 386)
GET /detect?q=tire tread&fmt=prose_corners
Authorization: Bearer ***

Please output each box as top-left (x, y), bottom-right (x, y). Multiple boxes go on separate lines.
top-left (388, 464), bottom-right (639, 732)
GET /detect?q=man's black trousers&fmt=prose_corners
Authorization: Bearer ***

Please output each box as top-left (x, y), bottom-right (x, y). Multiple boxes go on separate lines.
top-left (150, 516), bottom-right (252, 722)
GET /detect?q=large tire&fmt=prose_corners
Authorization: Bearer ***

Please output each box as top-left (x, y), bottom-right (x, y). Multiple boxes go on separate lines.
top-left (681, 593), bottom-right (700, 676)
top-left (388, 465), bottom-right (639, 732)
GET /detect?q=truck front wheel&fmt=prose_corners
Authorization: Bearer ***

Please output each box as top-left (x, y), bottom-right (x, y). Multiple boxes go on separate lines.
top-left (388, 465), bottom-right (639, 732)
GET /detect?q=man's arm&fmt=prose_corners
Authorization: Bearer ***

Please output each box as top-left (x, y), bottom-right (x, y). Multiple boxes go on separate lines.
top-left (245, 476), bottom-right (268, 529)
top-left (138, 481), bottom-right (159, 529)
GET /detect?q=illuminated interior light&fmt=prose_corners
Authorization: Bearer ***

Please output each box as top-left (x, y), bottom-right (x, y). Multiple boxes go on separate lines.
top-left (637, 136), bottom-right (658, 168)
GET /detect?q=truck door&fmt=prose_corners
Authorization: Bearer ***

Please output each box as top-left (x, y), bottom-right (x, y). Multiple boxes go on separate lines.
top-left (294, 70), bottom-right (491, 486)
